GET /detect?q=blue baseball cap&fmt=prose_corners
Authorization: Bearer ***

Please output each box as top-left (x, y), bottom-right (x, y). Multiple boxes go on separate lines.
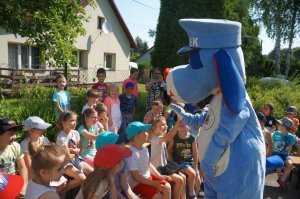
top-left (126, 121), bottom-right (152, 140)
top-left (285, 106), bottom-right (297, 114)
top-left (96, 131), bottom-right (128, 150)
top-left (125, 82), bottom-right (134, 89)
top-left (276, 117), bottom-right (294, 130)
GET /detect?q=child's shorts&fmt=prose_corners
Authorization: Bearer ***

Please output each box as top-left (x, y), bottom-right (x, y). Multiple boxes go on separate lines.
top-left (295, 136), bottom-right (300, 145)
top-left (180, 162), bottom-right (192, 170)
top-left (272, 153), bottom-right (291, 162)
top-left (133, 175), bottom-right (168, 198)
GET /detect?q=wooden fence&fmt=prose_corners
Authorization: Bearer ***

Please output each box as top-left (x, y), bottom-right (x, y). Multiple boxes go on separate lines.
top-left (0, 68), bottom-right (80, 88)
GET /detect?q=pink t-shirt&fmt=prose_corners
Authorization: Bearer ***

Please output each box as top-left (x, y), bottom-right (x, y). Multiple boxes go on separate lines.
top-left (122, 78), bottom-right (138, 96)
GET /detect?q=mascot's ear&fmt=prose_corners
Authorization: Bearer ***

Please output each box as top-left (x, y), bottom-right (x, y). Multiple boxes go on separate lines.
top-left (213, 49), bottom-right (246, 113)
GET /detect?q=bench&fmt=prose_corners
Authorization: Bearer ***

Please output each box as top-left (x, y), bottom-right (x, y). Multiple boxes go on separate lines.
top-left (289, 156), bottom-right (300, 189)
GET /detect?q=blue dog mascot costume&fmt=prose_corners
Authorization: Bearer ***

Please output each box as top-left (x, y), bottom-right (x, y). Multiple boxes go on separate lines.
top-left (166, 19), bottom-right (266, 199)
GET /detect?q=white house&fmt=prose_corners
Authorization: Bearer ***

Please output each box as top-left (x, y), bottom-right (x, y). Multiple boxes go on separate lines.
top-left (0, 0), bottom-right (136, 83)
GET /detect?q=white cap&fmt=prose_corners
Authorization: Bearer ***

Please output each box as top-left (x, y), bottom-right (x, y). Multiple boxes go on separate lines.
top-left (23, 116), bottom-right (51, 131)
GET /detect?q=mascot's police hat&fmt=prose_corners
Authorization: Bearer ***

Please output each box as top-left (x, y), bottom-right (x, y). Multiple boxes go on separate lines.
top-left (177, 19), bottom-right (242, 55)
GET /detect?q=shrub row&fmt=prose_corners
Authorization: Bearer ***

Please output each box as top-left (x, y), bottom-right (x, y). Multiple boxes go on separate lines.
top-left (1, 79), bottom-right (299, 141)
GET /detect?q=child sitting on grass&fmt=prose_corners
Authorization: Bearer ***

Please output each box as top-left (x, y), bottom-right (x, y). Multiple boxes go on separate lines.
top-left (126, 121), bottom-right (172, 199)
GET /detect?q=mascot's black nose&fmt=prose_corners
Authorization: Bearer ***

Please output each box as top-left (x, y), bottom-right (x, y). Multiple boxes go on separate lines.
top-left (189, 51), bottom-right (203, 69)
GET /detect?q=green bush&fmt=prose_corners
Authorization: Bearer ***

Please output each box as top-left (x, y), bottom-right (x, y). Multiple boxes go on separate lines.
top-left (2, 80), bottom-right (299, 142)
top-left (0, 84), bottom-right (147, 142)
top-left (0, 86), bottom-right (87, 141)
top-left (247, 77), bottom-right (300, 119)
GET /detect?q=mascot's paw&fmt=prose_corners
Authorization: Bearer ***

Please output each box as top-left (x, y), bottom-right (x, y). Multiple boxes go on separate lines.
top-left (201, 161), bottom-right (216, 177)
top-left (170, 103), bottom-right (185, 120)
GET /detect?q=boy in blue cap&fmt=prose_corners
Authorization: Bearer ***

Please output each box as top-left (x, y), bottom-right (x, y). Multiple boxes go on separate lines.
top-left (272, 117), bottom-right (295, 189)
top-left (125, 121), bottom-right (171, 199)
top-left (119, 82), bottom-right (137, 134)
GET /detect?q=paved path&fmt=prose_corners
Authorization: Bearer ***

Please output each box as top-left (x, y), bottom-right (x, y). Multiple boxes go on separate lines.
top-left (198, 173), bottom-right (299, 199)
top-left (264, 173), bottom-right (299, 199)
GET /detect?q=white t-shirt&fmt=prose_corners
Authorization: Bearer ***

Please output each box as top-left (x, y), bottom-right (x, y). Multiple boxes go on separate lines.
top-left (20, 136), bottom-right (49, 153)
top-left (150, 135), bottom-right (167, 168)
top-left (82, 103), bottom-right (94, 114)
top-left (75, 179), bottom-right (109, 199)
top-left (126, 146), bottom-right (151, 188)
top-left (56, 130), bottom-right (80, 148)
top-left (25, 180), bottom-right (56, 199)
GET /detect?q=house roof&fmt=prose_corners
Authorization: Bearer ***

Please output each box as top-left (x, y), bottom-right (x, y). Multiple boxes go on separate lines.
top-left (107, 0), bottom-right (137, 48)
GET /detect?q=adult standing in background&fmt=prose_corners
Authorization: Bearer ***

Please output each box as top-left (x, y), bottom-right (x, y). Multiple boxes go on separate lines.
top-left (145, 67), bottom-right (166, 111)
top-left (122, 67), bottom-right (139, 96)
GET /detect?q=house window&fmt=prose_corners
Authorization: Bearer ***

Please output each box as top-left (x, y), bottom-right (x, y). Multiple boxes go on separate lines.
top-left (104, 53), bottom-right (116, 70)
top-left (31, 47), bottom-right (40, 69)
top-left (97, 16), bottom-right (105, 30)
top-left (72, 50), bottom-right (87, 68)
top-left (8, 43), bottom-right (18, 69)
top-left (21, 45), bottom-right (29, 68)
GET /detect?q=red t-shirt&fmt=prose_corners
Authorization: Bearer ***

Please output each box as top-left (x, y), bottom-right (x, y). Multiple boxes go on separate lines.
top-left (92, 82), bottom-right (108, 102)
top-left (290, 118), bottom-right (299, 134)
top-left (122, 78), bottom-right (138, 96)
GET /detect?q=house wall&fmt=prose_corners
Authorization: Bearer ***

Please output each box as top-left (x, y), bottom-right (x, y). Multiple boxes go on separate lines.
top-left (0, 0), bottom-right (132, 83)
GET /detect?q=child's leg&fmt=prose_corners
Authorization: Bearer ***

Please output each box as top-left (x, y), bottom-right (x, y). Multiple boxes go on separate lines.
top-left (170, 173), bottom-right (185, 199)
top-left (63, 165), bottom-right (86, 192)
top-left (161, 182), bottom-right (171, 199)
top-left (194, 171), bottom-right (201, 195)
top-left (281, 159), bottom-right (293, 181)
top-left (152, 193), bottom-right (162, 199)
top-left (179, 172), bottom-right (186, 199)
top-left (80, 161), bottom-right (94, 175)
top-left (182, 166), bottom-right (196, 198)
top-left (296, 144), bottom-right (300, 157)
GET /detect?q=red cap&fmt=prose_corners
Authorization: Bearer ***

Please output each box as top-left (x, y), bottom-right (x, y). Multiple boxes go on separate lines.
top-left (163, 67), bottom-right (172, 81)
top-left (0, 171), bottom-right (24, 199)
top-left (94, 144), bottom-right (132, 169)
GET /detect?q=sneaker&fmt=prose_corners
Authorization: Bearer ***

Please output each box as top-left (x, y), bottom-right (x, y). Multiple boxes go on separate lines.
top-left (277, 178), bottom-right (287, 190)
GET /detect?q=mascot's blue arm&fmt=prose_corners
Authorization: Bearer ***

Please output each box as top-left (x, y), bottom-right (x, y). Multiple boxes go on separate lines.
top-left (170, 103), bottom-right (208, 129)
top-left (202, 100), bottom-right (250, 176)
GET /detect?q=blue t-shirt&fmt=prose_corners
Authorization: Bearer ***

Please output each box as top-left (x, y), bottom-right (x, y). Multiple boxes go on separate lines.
top-left (53, 90), bottom-right (71, 119)
top-left (272, 131), bottom-right (295, 156)
top-left (78, 124), bottom-right (99, 158)
top-left (119, 93), bottom-right (137, 114)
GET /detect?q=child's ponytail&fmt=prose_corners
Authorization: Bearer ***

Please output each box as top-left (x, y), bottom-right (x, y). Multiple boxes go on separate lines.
top-left (29, 142), bottom-right (66, 175)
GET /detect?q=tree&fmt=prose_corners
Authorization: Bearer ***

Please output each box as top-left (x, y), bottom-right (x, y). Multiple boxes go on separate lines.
top-left (283, 0), bottom-right (300, 78)
top-left (130, 36), bottom-right (148, 61)
top-left (0, 0), bottom-right (92, 67)
top-left (152, 0), bottom-right (262, 72)
top-left (250, 0), bottom-right (291, 77)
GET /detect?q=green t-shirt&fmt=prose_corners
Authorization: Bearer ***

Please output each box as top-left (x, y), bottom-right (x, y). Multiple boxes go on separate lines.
top-left (78, 124), bottom-right (99, 159)
top-left (0, 142), bottom-right (24, 174)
